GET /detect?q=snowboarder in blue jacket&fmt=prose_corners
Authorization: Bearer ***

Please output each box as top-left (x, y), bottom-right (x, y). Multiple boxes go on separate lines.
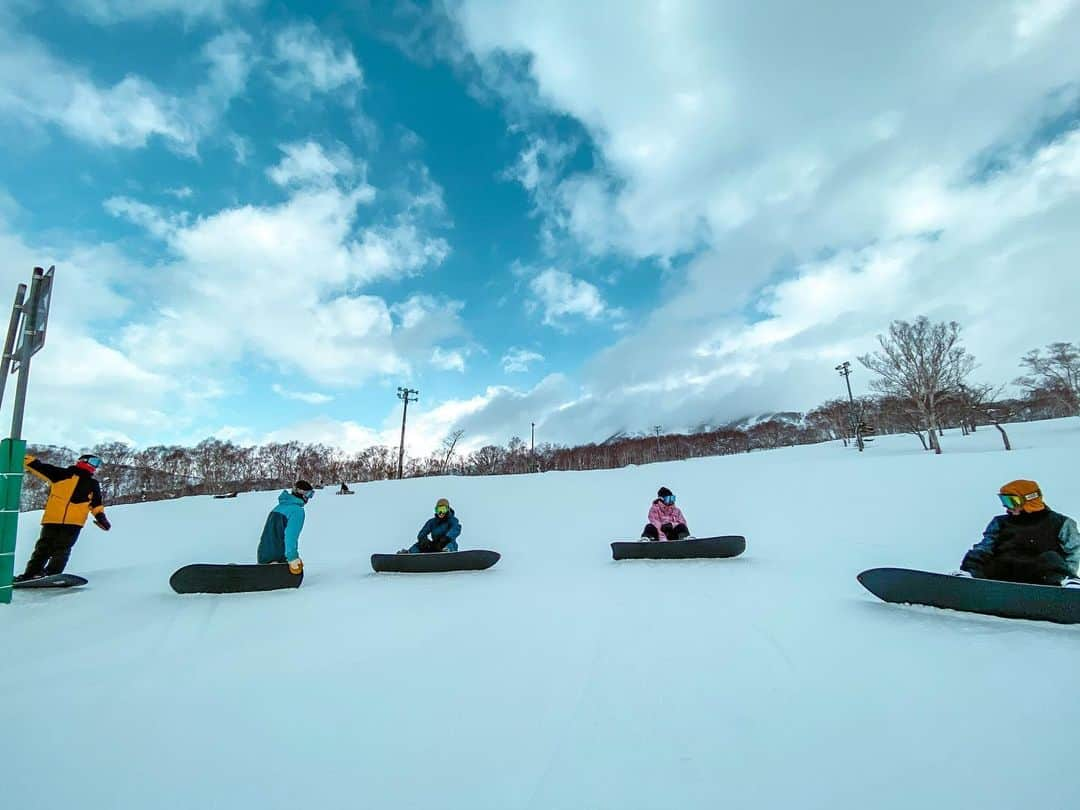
top-left (958, 479), bottom-right (1080, 586)
top-left (257, 480), bottom-right (314, 573)
top-left (402, 497), bottom-right (461, 553)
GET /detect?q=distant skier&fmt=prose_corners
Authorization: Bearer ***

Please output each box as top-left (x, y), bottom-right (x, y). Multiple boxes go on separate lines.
top-left (641, 487), bottom-right (692, 542)
top-left (957, 480), bottom-right (1080, 586)
top-left (14, 453), bottom-right (111, 582)
top-left (338, 482), bottom-right (354, 495)
top-left (257, 480), bottom-right (314, 574)
top-left (401, 498), bottom-right (461, 553)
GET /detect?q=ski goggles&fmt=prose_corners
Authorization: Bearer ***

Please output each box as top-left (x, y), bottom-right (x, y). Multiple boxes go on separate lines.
top-left (435, 506), bottom-right (449, 516)
top-left (999, 491), bottom-right (1038, 509)
top-left (661, 494), bottom-right (676, 505)
top-left (81, 455), bottom-right (102, 469)
top-left (300, 489), bottom-right (315, 502)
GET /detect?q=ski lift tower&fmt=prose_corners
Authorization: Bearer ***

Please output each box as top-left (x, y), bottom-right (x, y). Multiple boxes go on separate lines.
top-left (0, 266), bottom-right (55, 604)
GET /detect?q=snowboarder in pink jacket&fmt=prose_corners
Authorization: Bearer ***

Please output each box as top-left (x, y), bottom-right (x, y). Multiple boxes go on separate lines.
top-left (641, 487), bottom-right (692, 541)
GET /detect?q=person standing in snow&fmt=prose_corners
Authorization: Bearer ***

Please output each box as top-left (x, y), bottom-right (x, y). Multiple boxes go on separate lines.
top-left (641, 486), bottom-right (692, 542)
top-left (14, 453), bottom-right (111, 582)
top-left (957, 479), bottom-right (1080, 586)
top-left (257, 479), bottom-right (314, 574)
top-left (401, 497), bottom-right (461, 553)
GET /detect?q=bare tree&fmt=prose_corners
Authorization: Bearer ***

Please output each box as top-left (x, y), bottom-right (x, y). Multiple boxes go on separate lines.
top-left (859, 317), bottom-right (975, 454)
top-left (807, 399), bottom-right (853, 446)
top-left (1016, 341), bottom-right (1080, 416)
top-left (440, 429), bottom-right (465, 473)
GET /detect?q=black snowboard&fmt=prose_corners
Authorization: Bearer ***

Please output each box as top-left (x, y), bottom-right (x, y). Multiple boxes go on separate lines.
top-left (611, 535), bottom-right (746, 560)
top-left (857, 567), bottom-right (1080, 625)
top-left (170, 563), bottom-right (303, 594)
top-left (371, 550), bottom-right (501, 573)
top-left (13, 573), bottom-right (88, 589)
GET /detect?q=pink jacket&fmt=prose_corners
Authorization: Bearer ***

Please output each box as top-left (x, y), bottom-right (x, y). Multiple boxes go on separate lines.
top-left (647, 499), bottom-right (688, 538)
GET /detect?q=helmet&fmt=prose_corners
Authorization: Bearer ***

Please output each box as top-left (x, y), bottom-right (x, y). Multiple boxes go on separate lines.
top-left (76, 454), bottom-right (102, 472)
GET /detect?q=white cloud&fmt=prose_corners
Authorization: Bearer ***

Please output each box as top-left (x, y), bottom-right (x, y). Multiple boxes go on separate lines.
top-left (431, 346), bottom-right (466, 372)
top-left (1014, 0), bottom-right (1078, 41)
top-left (1, 144), bottom-right (458, 447)
top-left (260, 417), bottom-right (383, 454)
top-left (412, 374), bottom-right (577, 452)
top-left (528, 268), bottom-right (615, 327)
top-left (267, 140), bottom-right (371, 192)
top-left (433, 0), bottom-right (1080, 439)
top-left (271, 384), bottom-right (333, 405)
top-left (166, 186), bottom-right (194, 199)
top-left (0, 227), bottom-right (197, 448)
top-left (101, 168), bottom-right (453, 389)
top-left (501, 347), bottom-right (544, 373)
top-left (228, 134), bottom-right (253, 164)
top-left (68, 0), bottom-right (262, 24)
top-left (271, 22), bottom-right (363, 100)
top-left (454, 1), bottom-right (1080, 260)
top-left (0, 26), bottom-right (254, 154)
top-left (104, 196), bottom-right (184, 239)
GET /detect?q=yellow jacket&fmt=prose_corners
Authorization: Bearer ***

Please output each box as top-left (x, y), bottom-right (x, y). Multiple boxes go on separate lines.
top-left (24, 455), bottom-right (106, 527)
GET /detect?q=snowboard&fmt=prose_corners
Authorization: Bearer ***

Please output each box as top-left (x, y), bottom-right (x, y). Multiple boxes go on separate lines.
top-left (13, 573), bottom-right (88, 589)
top-left (857, 567), bottom-right (1080, 625)
top-left (371, 549), bottom-right (501, 573)
top-left (169, 563), bottom-right (303, 594)
top-left (611, 535), bottom-right (746, 561)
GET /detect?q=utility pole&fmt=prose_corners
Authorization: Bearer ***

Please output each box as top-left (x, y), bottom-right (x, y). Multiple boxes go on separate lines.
top-left (530, 422), bottom-right (538, 473)
top-left (835, 362), bottom-right (864, 452)
top-left (654, 425), bottom-right (662, 457)
top-left (396, 386), bottom-right (418, 480)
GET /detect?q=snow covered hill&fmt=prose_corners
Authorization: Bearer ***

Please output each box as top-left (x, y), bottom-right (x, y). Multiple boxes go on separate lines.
top-left (3, 419), bottom-right (1080, 810)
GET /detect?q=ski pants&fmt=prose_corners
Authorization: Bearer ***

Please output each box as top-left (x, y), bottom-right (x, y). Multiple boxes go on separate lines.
top-left (642, 522), bottom-right (690, 542)
top-left (408, 538), bottom-right (458, 554)
top-left (23, 524), bottom-right (82, 577)
top-left (975, 551), bottom-right (1071, 586)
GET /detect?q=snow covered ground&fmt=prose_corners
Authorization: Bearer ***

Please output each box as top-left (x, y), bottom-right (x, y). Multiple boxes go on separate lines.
top-left (3, 418), bottom-right (1080, 810)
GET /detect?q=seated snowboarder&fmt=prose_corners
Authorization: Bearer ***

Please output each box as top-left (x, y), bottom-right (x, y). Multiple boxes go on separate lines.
top-left (641, 486), bottom-right (692, 542)
top-left (402, 498), bottom-right (461, 553)
top-left (14, 453), bottom-right (111, 582)
top-left (958, 479), bottom-right (1080, 586)
top-left (338, 482), bottom-right (354, 495)
top-left (257, 479), bottom-right (314, 574)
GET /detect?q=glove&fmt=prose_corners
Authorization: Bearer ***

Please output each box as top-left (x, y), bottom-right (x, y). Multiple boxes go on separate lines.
top-left (288, 558), bottom-right (303, 575)
top-left (94, 513), bottom-right (111, 531)
top-left (950, 569), bottom-right (973, 578)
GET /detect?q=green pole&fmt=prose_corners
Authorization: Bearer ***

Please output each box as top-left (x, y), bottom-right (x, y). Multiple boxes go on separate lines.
top-left (0, 438), bottom-right (26, 604)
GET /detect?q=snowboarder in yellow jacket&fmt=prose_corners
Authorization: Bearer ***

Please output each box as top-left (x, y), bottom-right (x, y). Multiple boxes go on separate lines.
top-left (15, 453), bottom-right (111, 582)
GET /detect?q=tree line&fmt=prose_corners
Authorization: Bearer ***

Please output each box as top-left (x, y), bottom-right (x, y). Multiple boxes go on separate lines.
top-left (20, 322), bottom-right (1079, 510)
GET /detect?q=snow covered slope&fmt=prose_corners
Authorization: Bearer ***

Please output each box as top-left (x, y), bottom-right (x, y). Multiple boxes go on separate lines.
top-left (3, 419), bottom-right (1079, 810)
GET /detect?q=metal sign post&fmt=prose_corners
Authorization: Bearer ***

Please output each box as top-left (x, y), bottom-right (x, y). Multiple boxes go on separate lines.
top-left (1, 266), bottom-right (55, 604)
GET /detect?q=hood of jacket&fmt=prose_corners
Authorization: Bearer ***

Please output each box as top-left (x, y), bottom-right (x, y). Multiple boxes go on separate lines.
top-left (278, 490), bottom-right (307, 508)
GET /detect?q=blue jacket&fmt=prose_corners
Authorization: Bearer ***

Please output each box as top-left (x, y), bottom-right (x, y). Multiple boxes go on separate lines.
top-left (964, 508), bottom-right (1080, 574)
top-left (417, 510), bottom-right (461, 544)
top-left (257, 490), bottom-right (307, 564)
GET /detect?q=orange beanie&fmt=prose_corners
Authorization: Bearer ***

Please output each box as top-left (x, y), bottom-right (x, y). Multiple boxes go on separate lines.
top-left (999, 480), bottom-right (1045, 513)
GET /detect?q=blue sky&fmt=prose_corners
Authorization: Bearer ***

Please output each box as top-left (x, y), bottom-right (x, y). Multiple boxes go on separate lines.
top-left (1, 0), bottom-right (1079, 457)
